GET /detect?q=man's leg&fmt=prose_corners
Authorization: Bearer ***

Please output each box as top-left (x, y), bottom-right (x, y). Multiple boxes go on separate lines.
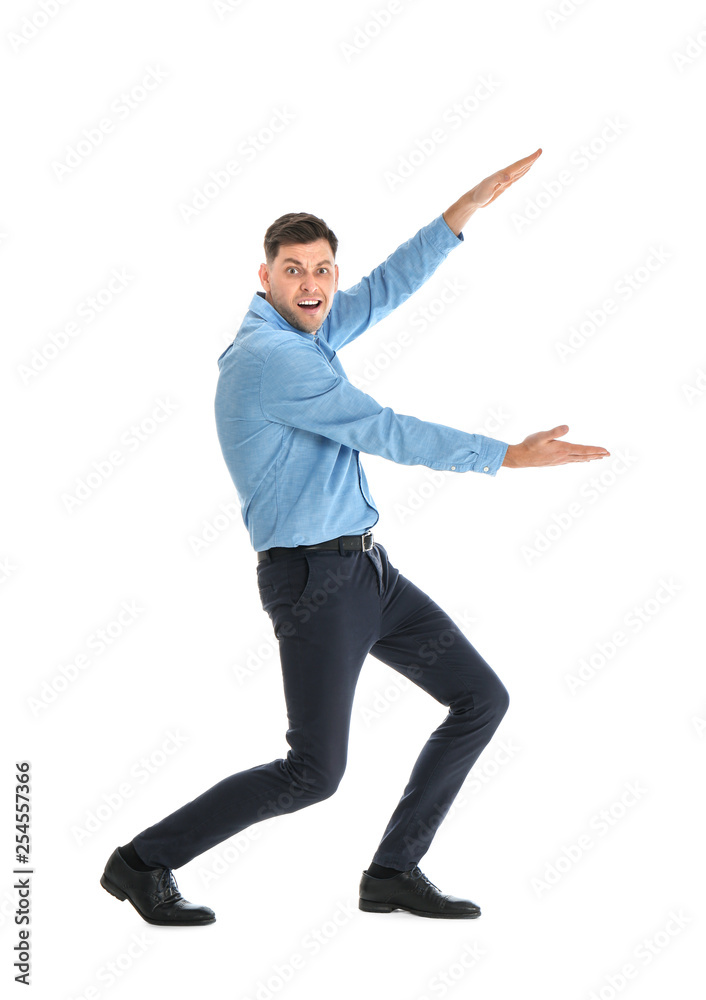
top-left (365, 542), bottom-right (509, 872)
top-left (130, 547), bottom-right (380, 871)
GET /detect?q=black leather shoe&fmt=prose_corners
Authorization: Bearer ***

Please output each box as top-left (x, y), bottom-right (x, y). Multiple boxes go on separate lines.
top-left (100, 847), bottom-right (215, 925)
top-left (359, 866), bottom-right (480, 918)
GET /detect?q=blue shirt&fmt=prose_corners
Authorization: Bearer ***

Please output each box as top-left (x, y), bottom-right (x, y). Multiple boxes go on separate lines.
top-left (214, 212), bottom-right (509, 551)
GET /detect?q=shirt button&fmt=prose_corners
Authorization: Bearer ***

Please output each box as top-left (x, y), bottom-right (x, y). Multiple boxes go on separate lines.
top-left (451, 466), bottom-right (456, 471)
top-left (483, 466), bottom-right (489, 472)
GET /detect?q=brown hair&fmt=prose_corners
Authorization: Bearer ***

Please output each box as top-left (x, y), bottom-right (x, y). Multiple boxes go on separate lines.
top-left (264, 212), bottom-right (338, 266)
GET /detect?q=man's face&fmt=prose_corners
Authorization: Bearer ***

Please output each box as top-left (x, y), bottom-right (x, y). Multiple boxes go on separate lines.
top-left (258, 239), bottom-right (339, 335)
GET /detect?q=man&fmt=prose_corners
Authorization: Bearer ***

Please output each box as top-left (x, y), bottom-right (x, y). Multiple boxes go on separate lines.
top-left (101, 147), bottom-right (610, 925)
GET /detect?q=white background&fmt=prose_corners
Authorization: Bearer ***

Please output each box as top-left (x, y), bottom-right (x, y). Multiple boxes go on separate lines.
top-left (2, 0), bottom-right (705, 997)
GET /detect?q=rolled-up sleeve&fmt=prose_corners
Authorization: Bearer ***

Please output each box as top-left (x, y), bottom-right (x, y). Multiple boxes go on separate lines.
top-left (259, 340), bottom-right (508, 475)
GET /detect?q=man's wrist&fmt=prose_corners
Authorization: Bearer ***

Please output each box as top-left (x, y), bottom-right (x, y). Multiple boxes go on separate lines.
top-left (501, 443), bottom-right (523, 468)
top-left (442, 193), bottom-right (479, 237)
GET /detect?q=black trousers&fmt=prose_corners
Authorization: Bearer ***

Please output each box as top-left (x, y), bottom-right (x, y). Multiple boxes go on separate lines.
top-left (132, 540), bottom-right (509, 871)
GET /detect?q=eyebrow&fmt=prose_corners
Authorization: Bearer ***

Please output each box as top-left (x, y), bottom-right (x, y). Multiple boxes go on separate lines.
top-left (281, 257), bottom-right (333, 267)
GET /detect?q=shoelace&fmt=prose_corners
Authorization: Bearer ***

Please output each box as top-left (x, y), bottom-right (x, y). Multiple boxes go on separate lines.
top-left (411, 867), bottom-right (442, 893)
top-left (156, 868), bottom-right (181, 900)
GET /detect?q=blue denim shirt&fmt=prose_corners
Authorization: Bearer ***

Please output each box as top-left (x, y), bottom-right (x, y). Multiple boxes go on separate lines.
top-left (215, 213), bottom-right (509, 551)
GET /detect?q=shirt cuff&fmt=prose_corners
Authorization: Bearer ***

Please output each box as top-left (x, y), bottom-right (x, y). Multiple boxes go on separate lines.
top-left (474, 437), bottom-right (509, 476)
top-left (420, 213), bottom-right (465, 255)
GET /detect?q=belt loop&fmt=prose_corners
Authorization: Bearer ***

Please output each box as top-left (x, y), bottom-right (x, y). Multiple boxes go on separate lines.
top-left (337, 536), bottom-right (347, 555)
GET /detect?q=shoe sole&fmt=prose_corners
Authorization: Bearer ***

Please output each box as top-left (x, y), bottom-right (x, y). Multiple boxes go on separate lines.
top-left (100, 874), bottom-right (216, 926)
top-left (359, 898), bottom-right (480, 918)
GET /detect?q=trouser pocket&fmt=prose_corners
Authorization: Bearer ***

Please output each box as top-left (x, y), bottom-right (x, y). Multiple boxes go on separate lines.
top-left (256, 554), bottom-right (315, 636)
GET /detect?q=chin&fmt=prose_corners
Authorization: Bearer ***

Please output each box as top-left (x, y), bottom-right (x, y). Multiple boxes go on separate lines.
top-left (294, 312), bottom-right (324, 334)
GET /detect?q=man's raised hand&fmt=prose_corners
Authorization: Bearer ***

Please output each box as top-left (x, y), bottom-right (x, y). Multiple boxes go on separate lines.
top-left (501, 425), bottom-right (610, 468)
top-left (469, 148), bottom-right (543, 209)
top-left (442, 147), bottom-right (542, 235)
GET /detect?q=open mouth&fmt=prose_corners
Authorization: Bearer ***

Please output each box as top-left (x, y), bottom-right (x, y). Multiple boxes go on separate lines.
top-left (297, 299), bottom-right (322, 313)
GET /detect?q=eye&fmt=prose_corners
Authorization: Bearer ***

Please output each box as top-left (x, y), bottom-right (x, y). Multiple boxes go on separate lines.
top-left (286, 267), bottom-right (298, 274)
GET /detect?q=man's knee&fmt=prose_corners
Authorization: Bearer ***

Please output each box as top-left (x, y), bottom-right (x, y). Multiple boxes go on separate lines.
top-left (313, 768), bottom-right (345, 802)
top-left (452, 674), bottom-right (509, 722)
top-left (492, 681), bottom-right (510, 721)
top-left (286, 757), bottom-right (346, 805)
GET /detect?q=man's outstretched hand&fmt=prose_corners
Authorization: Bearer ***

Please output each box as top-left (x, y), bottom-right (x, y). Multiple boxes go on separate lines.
top-left (443, 148), bottom-right (542, 235)
top-left (501, 425), bottom-right (610, 468)
top-left (468, 147), bottom-right (543, 209)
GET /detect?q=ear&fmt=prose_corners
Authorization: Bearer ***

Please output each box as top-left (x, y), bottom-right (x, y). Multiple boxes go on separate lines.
top-left (258, 262), bottom-right (271, 291)
top-left (334, 263), bottom-right (339, 293)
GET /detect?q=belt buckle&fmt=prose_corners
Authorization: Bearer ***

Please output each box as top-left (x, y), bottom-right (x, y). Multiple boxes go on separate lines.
top-left (361, 530), bottom-right (373, 552)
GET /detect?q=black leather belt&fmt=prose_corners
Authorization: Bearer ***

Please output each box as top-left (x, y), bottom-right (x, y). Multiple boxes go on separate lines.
top-left (257, 530), bottom-right (374, 563)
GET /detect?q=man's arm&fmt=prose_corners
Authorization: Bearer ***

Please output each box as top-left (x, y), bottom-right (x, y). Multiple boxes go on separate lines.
top-left (260, 343), bottom-right (609, 473)
top-left (260, 340), bottom-right (508, 475)
top-left (321, 213), bottom-right (463, 353)
top-left (322, 148), bottom-right (543, 353)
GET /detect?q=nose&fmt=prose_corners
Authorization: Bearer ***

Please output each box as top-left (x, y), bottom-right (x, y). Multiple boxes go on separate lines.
top-left (300, 275), bottom-right (319, 293)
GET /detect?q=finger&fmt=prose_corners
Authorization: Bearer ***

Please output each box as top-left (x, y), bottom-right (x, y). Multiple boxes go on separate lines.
top-left (508, 159), bottom-right (537, 177)
top-left (490, 162), bottom-right (533, 191)
top-left (507, 163), bottom-right (534, 183)
top-left (561, 445), bottom-right (611, 458)
top-left (501, 163), bottom-right (537, 189)
top-left (568, 443), bottom-right (610, 454)
top-left (484, 186), bottom-right (506, 206)
top-left (561, 453), bottom-right (610, 463)
top-left (480, 154), bottom-right (542, 204)
top-left (487, 151), bottom-right (541, 190)
top-left (503, 148), bottom-right (542, 176)
top-left (548, 424), bottom-right (570, 438)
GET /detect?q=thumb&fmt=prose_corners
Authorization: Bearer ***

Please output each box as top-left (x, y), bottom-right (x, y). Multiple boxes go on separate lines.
top-left (548, 424), bottom-right (569, 439)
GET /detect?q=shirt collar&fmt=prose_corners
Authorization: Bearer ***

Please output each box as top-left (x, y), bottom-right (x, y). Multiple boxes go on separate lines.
top-left (249, 291), bottom-right (316, 339)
